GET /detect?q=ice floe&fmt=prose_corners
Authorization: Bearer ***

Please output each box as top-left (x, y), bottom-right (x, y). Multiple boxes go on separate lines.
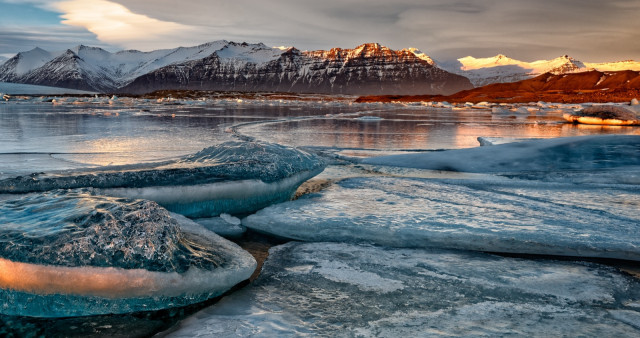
top-left (362, 135), bottom-right (640, 183)
top-left (243, 176), bottom-right (640, 260)
top-left (190, 213), bottom-right (247, 239)
top-left (0, 189), bottom-right (256, 317)
top-left (166, 242), bottom-right (640, 336)
top-left (0, 141), bottom-right (326, 217)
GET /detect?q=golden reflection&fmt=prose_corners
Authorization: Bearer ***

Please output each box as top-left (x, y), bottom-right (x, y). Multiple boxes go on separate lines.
top-left (0, 257), bottom-right (162, 298)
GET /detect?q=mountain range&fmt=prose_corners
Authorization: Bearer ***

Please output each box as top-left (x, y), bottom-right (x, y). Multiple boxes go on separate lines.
top-left (439, 54), bottom-right (640, 87)
top-left (0, 41), bottom-right (471, 95)
top-left (1, 40), bottom-right (639, 95)
top-left (356, 70), bottom-right (640, 104)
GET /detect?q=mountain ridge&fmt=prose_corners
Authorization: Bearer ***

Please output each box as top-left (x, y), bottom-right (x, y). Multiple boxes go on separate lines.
top-left (439, 54), bottom-right (640, 87)
top-left (2, 41), bottom-right (639, 95)
top-left (0, 41), bottom-right (472, 95)
top-left (356, 70), bottom-right (640, 104)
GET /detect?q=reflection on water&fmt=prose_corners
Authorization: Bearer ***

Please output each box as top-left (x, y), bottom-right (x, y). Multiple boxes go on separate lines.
top-left (242, 108), bottom-right (640, 150)
top-left (2, 103), bottom-right (639, 179)
top-left (0, 103), bottom-right (352, 178)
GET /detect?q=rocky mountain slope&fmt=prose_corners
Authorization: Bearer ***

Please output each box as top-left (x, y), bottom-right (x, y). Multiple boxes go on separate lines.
top-left (356, 70), bottom-right (640, 103)
top-left (439, 54), bottom-right (640, 87)
top-left (0, 41), bottom-right (472, 95)
top-left (122, 43), bottom-right (472, 95)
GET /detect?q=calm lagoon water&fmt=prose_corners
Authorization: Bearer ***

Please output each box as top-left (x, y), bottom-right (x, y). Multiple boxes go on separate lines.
top-left (2, 101), bottom-right (638, 179)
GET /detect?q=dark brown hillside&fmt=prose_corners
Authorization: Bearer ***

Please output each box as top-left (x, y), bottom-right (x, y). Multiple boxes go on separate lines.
top-left (356, 70), bottom-right (640, 103)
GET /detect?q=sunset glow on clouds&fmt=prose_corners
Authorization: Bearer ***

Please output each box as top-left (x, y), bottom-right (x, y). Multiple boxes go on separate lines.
top-left (0, 0), bottom-right (638, 61)
top-left (51, 0), bottom-right (199, 49)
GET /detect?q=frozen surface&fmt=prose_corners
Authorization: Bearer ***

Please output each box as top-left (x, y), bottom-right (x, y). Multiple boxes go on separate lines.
top-left (0, 82), bottom-right (96, 95)
top-left (0, 189), bottom-right (256, 317)
top-left (191, 214), bottom-right (246, 238)
top-left (167, 242), bottom-right (640, 337)
top-left (244, 176), bottom-right (640, 261)
top-left (363, 135), bottom-right (640, 183)
top-left (477, 136), bottom-right (539, 146)
top-left (0, 141), bottom-right (326, 217)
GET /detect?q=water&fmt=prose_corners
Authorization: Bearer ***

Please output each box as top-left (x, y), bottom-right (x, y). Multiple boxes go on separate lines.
top-left (1, 98), bottom-right (640, 336)
top-left (3, 102), bottom-right (638, 180)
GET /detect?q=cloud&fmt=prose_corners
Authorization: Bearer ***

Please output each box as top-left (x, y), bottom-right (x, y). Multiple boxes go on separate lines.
top-left (49, 0), bottom-right (207, 50)
top-left (102, 0), bottom-right (640, 61)
top-left (1, 0), bottom-right (638, 61)
top-left (0, 25), bottom-right (110, 55)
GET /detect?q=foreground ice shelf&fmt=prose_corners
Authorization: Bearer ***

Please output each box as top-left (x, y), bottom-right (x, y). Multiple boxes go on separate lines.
top-left (244, 176), bottom-right (640, 261)
top-left (167, 242), bottom-right (640, 337)
top-left (0, 141), bottom-right (326, 217)
top-left (0, 189), bottom-right (256, 317)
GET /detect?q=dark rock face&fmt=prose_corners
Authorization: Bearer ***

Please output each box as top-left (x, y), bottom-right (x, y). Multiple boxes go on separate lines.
top-left (122, 43), bottom-right (473, 95)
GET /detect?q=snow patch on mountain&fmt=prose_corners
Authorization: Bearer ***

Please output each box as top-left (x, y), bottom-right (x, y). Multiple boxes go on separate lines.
top-left (440, 54), bottom-right (640, 87)
top-left (585, 60), bottom-right (640, 72)
top-left (0, 41), bottom-right (290, 92)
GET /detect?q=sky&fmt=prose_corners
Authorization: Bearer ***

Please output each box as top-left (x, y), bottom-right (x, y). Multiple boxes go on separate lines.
top-left (0, 0), bottom-right (638, 62)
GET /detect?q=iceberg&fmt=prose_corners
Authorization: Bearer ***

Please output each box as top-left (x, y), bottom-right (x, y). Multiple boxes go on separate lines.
top-left (362, 135), bottom-right (640, 177)
top-left (0, 189), bottom-right (256, 317)
top-left (0, 141), bottom-right (326, 217)
top-left (563, 105), bottom-right (640, 126)
top-left (167, 242), bottom-right (640, 337)
top-left (243, 176), bottom-right (640, 261)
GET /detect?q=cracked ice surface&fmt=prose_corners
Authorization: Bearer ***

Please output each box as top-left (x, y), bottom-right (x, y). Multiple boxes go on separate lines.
top-left (244, 176), bottom-right (640, 261)
top-left (167, 242), bottom-right (640, 337)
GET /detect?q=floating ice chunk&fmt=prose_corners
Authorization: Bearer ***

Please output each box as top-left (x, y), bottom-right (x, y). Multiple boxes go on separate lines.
top-left (563, 105), bottom-right (639, 126)
top-left (355, 116), bottom-right (383, 121)
top-left (0, 189), bottom-right (256, 317)
top-left (362, 135), bottom-right (640, 178)
top-left (167, 242), bottom-right (640, 337)
top-left (477, 136), bottom-right (539, 146)
top-left (0, 141), bottom-right (326, 217)
top-left (491, 106), bottom-right (511, 114)
top-left (192, 214), bottom-right (246, 238)
top-left (244, 176), bottom-right (640, 261)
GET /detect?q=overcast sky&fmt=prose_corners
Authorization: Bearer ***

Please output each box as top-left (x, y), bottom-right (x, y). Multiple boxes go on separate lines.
top-left (1, 0), bottom-right (638, 62)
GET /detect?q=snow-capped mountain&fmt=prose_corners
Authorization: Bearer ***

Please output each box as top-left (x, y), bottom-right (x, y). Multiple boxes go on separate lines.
top-left (122, 42), bottom-right (472, 95)
top-left (0, 41), bottom-right (472, 95)
top-left (439, 54), bottom-right (640, 87)
top-left (0, 41), bottom-right (236, 91)
top-left (0, 47), bottom-right (62, 83)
